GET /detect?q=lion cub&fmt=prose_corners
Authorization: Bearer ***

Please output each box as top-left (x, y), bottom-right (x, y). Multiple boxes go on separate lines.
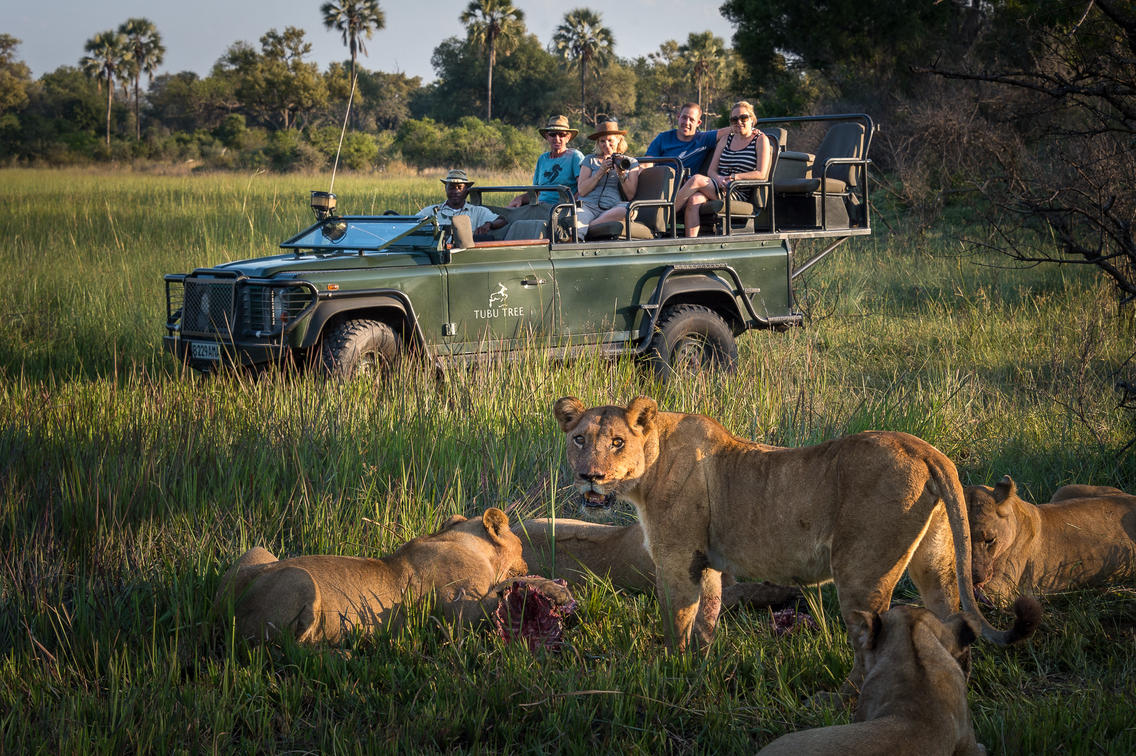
top-left (758, 605), bottom-right (987, 756)
top-left (967, 476), bottom-right (1136, 601)
top-left (214, 508), bottom-right (530, 643)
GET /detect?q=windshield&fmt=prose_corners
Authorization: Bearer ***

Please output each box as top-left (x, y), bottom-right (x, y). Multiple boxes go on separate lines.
top-left (279, 215), bottom-right (437, 253)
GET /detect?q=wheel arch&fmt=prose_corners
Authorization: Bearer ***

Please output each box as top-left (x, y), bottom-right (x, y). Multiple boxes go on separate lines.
top-left (654, 276), bottom-right (747, 335)
top-left (300, 293), bottom-right (426, 354)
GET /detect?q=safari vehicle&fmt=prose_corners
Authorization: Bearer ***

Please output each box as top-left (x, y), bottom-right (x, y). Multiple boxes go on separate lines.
top-left (164, 114), bottom-right (875, 378)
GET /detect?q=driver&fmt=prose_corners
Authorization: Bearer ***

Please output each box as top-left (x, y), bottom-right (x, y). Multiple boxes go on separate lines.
top-left (417, 169), bottom-right (506, 238)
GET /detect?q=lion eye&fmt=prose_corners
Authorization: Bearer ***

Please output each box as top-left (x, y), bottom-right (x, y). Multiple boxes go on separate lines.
top-left (572, 435), bottom-right (584, 448)
top-left (983, 537), bottom-right (996, 546)
top-left (611, 437), bottom-right (624, 449)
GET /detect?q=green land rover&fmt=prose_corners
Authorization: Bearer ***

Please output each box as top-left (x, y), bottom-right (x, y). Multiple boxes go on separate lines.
top-left (164, 114), bottom-right (875, 378)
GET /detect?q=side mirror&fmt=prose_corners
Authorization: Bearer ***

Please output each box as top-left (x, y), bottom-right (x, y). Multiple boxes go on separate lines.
top-left (449, 214), bottom-right (475, 250)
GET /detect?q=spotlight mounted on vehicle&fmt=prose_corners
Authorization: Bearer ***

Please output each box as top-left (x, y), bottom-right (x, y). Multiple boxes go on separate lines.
top-left (310, 191), bottom-right (337, 221)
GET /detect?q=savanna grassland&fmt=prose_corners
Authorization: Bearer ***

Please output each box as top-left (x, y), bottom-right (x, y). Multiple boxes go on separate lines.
top-left (1, 168), bottom-right (1133, 753)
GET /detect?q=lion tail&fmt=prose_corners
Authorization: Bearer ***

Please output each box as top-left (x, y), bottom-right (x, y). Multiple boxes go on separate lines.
top-left (934, 464), bottom-right (1042, 646)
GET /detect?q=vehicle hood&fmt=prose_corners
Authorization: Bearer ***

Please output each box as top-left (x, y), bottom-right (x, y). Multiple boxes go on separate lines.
top-left (212, 250), bottom-right (435, 278)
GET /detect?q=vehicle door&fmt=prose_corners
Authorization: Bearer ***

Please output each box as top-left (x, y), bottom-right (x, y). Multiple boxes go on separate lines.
top-left (441, 240), bottom-right (557, 354)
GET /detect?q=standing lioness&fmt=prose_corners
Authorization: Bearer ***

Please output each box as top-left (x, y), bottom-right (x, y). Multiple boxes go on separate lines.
top-left (553, 396), bottom-right (1039, 689)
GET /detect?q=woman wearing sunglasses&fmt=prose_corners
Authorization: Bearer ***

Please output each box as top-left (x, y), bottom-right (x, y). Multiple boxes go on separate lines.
top-left (673, 100), bottom-right (772, 237)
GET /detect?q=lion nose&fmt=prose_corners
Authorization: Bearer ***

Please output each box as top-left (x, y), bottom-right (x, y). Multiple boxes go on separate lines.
top-left (580, 472), bottom-right (603, 483)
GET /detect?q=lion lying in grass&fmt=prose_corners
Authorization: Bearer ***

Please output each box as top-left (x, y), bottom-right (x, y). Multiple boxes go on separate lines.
top-left (757, 604), bottom-right (992, 755)
top-left (553, 396), bottom-right (1040, 691)
top-left (215, 508), bottom-right (555, 643)
top-left (513, 518), bottom-right (801, 609)
top-left (966, 476), bottom-right (1136, 601)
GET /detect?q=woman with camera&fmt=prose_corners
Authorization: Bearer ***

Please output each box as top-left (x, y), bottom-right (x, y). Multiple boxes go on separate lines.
top-left (673, 100), bottom-right (773, 237)
top-left (574, 119), bottom-right (641, 237)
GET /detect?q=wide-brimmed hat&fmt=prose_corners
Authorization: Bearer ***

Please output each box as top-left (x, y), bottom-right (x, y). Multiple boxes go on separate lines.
top-left (440, 168), bottom-right (474, 185)
top-left (587, 120), bottom-right (627, 140)
top-left (538, 115), bottom-right (579, 138)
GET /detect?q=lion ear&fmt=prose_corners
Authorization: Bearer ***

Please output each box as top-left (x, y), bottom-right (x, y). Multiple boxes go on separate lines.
top-left (440, 514), bottom-right (468, 530)
top-left (994, 475), bottom-right (1017, 516)
top-left (852, 610), bottom-right (882, 651)
top-left (481, 507), bottom-right (511, 543)
top-left (945, 614), bottom-right (979, 677)
top-left (626, 396), bottom-right (657, 434)
top-left (553, 396), bottom-right (586, 432)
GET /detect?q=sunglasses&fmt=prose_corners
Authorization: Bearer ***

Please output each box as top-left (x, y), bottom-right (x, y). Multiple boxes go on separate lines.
top-left (547, 132), bottom-right (572, 139)
top-left (729, 115), bottom-right (751, 124)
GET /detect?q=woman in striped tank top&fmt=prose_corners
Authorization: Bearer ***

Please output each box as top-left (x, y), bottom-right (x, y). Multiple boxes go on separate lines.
top-left (673, 100), bottom-right (773, 237)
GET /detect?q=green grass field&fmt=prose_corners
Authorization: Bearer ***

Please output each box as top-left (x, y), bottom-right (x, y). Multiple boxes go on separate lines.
top-left (1, 168), bottom-right (1134, 752)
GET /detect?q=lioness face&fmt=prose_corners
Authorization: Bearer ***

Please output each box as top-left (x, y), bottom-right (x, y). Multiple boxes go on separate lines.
top-left (966, 482), bottom-right (1018, 588)
top-left (553, 396), bottom-right (658, 507)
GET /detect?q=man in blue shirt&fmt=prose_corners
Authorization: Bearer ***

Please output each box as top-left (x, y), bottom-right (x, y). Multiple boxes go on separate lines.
top-left (645, 103), bottom-right (729, 177)
top-left (509, 115), bottom-right (585, 208)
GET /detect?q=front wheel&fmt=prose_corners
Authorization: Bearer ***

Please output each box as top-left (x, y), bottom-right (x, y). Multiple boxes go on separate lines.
top-left (319, 318), bottom-right (401, 378)
top-left (648, 304), bottom-right (738, 380)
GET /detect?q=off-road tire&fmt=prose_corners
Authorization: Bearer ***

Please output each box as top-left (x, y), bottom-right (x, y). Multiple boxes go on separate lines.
top-left (648, 304), bottom-right (737, 380)
top-left (319, 318), bottom-right (400, 378)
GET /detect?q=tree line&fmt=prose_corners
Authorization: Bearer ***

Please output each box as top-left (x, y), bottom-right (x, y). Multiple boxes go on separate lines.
top-left (0, 0), bottom-right (746, 172)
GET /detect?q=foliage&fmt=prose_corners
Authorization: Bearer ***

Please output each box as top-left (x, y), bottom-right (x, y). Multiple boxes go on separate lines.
top-left (418, 34), bottom-right (569, 125)
top-left (461, 0), bottom-right (526, 121)
top-left (0, 34), bottom-right (32, 115)
top-left (214, 27), bottom-right (327, 130)
top-left (551, 8), bottom-right (616, 125)
top-left (320, 0), bottom-right (385, 86)
top-left (118, 18), bottom-right (164, 141)
top-left (395, 116), bottom-right (542, 171)
top-left (80, 29), bottom-right (132, 147)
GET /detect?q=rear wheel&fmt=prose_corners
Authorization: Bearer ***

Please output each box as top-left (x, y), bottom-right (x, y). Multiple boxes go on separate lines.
top-left (319, 318), bottom-right (400, 378)
top-left (648, 304), bottom-right (737, 380)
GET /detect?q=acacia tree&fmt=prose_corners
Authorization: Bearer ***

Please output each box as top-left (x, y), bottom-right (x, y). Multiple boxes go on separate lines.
top-left (678, 32), bottom-right (725, 115)
top-left (320, 0), bottom-right (385, 86)
top-left (551, 8), bottom-right (614, 124)
top-left (461, 0), bottom-right (525, 121)
top-left (118, 18), bottom-right (164, 140)
top-left (80, 30), bottom-right (131, 147)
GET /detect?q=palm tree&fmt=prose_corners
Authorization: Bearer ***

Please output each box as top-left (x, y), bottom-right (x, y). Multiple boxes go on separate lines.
top-left (321, 0), bottom-right (385, 87)
top-left (551, 8), bottom-right (614, 124)
top-left (118, 18), bottom-right (164, 141)
top-left (461, 0), bottom-right (525, 121)
top-left (81, 30), bottom-right (131, 148)
top-left (679, 32), bottom-right (725, 114)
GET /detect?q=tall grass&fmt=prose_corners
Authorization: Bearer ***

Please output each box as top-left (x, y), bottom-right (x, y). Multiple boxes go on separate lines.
top-left (0, 168), bottom-right (1133, 752)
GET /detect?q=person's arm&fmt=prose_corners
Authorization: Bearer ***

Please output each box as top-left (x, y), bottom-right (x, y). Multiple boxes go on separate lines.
top-left (619, 161), bottom-right (640, 198)
top-left (508, 159), bottom-right (544, 207)
top-left (576, 157), bottom-right (604, 198)
top-left (475, 208), bottom-right (507, 235)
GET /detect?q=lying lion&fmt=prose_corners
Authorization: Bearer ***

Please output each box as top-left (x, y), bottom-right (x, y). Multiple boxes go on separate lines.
top-left (757, 604), bottom-right (992, 755)
top-left (966, 475), bottom-right (1136, 601)
top-left (553, 396), bottom-right (1039, 691)
top-left (215, 508), bottom-right (544, 643)
top-left (513, 518), bottom-right (801, 609)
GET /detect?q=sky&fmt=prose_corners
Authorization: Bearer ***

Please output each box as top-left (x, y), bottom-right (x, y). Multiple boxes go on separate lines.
top-left (9, 0), bottom-right (737, 83)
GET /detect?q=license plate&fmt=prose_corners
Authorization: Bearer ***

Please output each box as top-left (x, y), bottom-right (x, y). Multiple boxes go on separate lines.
top-left (190, 341), bottom-right (221, 361)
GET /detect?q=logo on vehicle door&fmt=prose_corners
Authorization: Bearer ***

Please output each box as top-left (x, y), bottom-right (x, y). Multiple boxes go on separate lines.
top-left (473, 282), bottom-right (526, 320)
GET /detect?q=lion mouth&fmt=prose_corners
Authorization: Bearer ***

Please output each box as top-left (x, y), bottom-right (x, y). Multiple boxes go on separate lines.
top-left (581, 489), bottom-right (614, 508)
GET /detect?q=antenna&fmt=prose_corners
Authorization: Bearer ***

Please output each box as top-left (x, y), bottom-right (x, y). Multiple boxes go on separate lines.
top-left (311, 73), bottom-right (358, 222)
top-left (329, 73), bottom-right (358, 196)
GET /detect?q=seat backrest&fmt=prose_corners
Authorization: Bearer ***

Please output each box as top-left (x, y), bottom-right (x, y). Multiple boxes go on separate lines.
top-left (811, 122), bottom-right (865, 186)
top-left (631, 164), bottom-right (675, 234)
top-left (761, 127), bottom-right (788, 148)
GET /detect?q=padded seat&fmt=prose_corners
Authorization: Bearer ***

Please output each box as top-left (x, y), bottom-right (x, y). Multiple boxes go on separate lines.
top-left (585, 164), bottom-right (677, 241)
top-left (773, 121), bottom-right (867, 230)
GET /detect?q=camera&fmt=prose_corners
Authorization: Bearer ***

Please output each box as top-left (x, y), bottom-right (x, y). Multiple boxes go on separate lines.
top-left (611, 153), bottom-right (633, 171)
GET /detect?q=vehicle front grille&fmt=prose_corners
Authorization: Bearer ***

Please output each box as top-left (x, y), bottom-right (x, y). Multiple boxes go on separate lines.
top-left (182, 278), bottom-right (237, 337)
top-left (178, 277), bottom-right (314, 338)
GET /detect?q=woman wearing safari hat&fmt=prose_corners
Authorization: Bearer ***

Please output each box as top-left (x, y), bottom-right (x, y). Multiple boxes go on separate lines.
top-left (508, 115), bottom-right (585, 208)
top-left (575, 119), bottom-right (641, 236)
